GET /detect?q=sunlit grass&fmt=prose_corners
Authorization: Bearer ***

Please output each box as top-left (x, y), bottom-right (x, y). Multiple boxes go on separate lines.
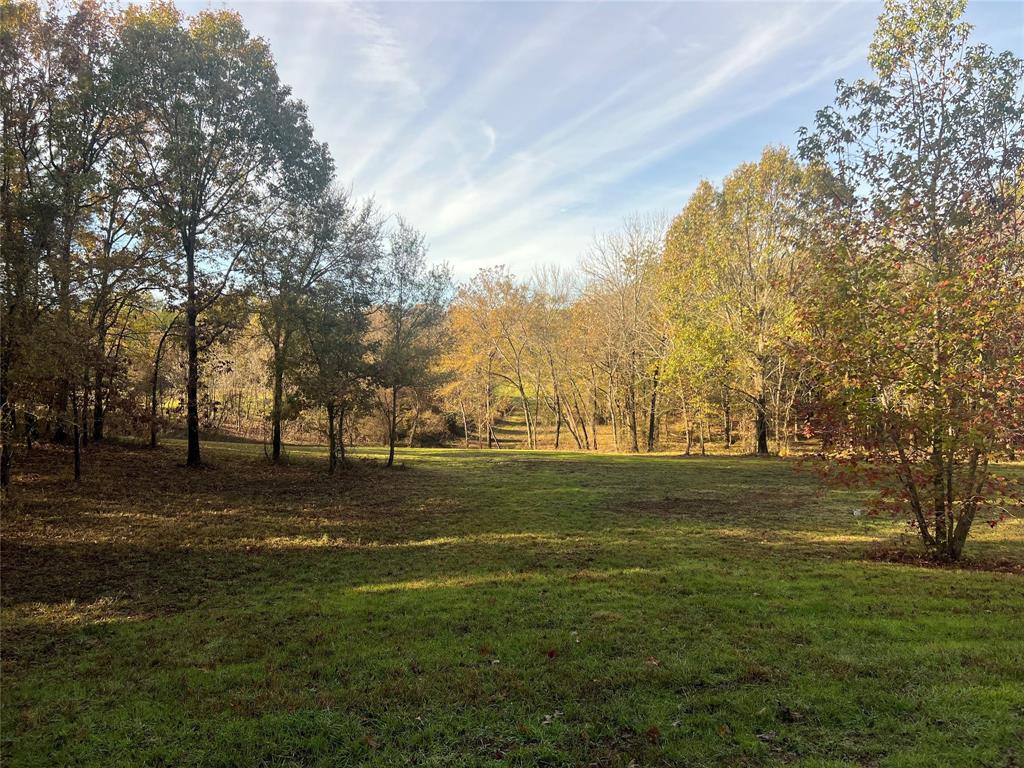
top-left (2, 440), bottom-right (1021, 767)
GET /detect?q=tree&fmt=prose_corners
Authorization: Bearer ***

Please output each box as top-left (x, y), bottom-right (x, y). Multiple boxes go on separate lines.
top-left (663, 148), bottom-right (810, 455)
top-left (35, 0), bottom-right (125, 446)
top-left (452, 267), bottom-right (540, 449)
top-left (798, 0), bottom-right (1024, 559)
top-left (373, 219), bottom-right (451, 467)
top-left (245, 182), bottom-right (376, 462)
top-left (119, 4), bottom-right (320, 467)
top-left (581, 214), bottom-right (667, 453)
top-left (2, 0), bottom-right (139, 482)
top-left (298, 280), bottom-right (373, 473)
top-left (81, 152), bottom-right (172, 441)
top-left (1, 0), bottom-right (45, 486)
top-left (293, 198), bottom-right (380, 473)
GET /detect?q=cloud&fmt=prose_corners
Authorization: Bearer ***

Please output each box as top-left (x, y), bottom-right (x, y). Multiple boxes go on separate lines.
top-left (222, 0), bottom-right (994, 275)
top-left (340, 2), bottom-right (423, 103)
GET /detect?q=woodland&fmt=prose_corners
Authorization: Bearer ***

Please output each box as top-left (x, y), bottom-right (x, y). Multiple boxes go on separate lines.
top-left (1, 0), bottom-right (1022, 764)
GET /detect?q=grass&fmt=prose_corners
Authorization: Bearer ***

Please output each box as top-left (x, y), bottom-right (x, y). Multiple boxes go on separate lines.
top-left (2, 440), bottom-right (1022, 767)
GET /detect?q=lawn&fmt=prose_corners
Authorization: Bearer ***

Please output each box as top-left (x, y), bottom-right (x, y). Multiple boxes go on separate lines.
top-left (2, 441), bottom-right (1022, 767)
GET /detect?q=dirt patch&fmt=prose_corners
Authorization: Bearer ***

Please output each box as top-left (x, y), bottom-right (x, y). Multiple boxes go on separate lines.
top-left (867, 547), bottom-right (1024, 574)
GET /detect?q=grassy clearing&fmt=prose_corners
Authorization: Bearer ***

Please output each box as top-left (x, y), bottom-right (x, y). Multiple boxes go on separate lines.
top-left (2, 441), bottom-right (1022, 767)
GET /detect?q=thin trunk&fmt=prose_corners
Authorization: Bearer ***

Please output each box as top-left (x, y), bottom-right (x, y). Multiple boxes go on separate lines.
top-left (890, 429), bottom-right (934, 545)
top-left (92, 358), bottom-right (104, 441)
top-left (534, 369), bottom-right (542, 448)
top-left (407, 392), bottom-right (420, 448)
top-left (271, 346), bottom-right (284, 463)
top-left (338, 404), bottom-right (346, 464)
top-left (951, 450), bottom-right (985, 559)
top-left (723, 386), bottom-right (732, 448)
top-left (931, 435), bottom-right (948, 552)
top-left (568, 390), bottom-right (587, 449)
top-left (628, 368), bottom-right (639, 452)
top-left (71, 387), bottom-right (81, 482)
top-left (590, 366), bottom-right (599, 451)
top-left (80, 384), bottom-right (89, 448)
top-left (607, 371), bottom-right (618, 452)
top-left (682, 397), bottom-right (692, 456)
top-left (185, 237), bottom-right (201, 468)
top-left (326, 401), bottom-right (337, 474)
top-left (460, 398), bottom-right (470, 449)
top-left (150, 318), bottom-right (175, 449)
top-left (646, 361), bottom-right (660, 452)
top-left (554, 394), bottom-right (562, 450)
top-left (386, 385), bottom-right (398, 467)
top-left (518, 385), bottom-right (534, 450)
top-left (485, 359), bottom-right (493, 448)
top-left (0, 350), bottom-right (11, 488)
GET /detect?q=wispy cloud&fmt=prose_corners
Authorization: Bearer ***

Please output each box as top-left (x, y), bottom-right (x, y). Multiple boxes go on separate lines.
top-left (196, 0), bottom-right (1022, 278)
top-left (337, 2), bottom-right (423, 102)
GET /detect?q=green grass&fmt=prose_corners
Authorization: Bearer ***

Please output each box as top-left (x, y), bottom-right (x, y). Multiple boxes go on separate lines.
top-left (2, 441), bottom-right (1022, 767)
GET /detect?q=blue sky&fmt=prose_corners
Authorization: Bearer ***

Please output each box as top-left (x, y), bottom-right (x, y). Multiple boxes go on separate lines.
top-left (185, 1), bottom-right (1024, 278)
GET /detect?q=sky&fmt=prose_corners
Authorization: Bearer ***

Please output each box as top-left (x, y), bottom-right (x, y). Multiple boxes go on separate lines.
top-left (183, 0), bottom-right (1024, 279)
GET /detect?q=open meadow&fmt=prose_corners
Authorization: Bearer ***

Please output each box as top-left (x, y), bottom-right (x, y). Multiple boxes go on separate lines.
top-left (2, 441), bottom-right (1022, 767)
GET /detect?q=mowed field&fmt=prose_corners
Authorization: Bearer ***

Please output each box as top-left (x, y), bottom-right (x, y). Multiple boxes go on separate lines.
top-left (2, 441), bottom-right (1022, 767)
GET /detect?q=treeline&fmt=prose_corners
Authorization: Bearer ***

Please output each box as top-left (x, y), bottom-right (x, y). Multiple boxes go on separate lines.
top-left (1, 0), bottom-right (451, 483)
top-left (2, 0), bottom-right (1022, 559)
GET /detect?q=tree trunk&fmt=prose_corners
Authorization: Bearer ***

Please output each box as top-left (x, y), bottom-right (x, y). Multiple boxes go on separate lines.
top-left (407, 392), bottom-right (420, 448)
top-left (271, 349), bottom-right (284, 463)
top-left (0, 351), bottom-right (12, 489)
top-left (608, 371), bottom-right (618, 452)
top-left (553, 393), bottom-right (562, 450)
top-left (338, 404), bottom-right (346, 464)
top-left (51, 386), bottom-right (69, 443)
top-left (485, 361), bottom-right (493, 449)
top-left (562, 396), bottom-right (584, 450)
top-left (326, 400), bottom-right (337, 474)
top-left (628, 384), bottom-right (639, 453)
top-left (590, 366), bottom-right (599, 451)
top-left (185, 242), bottom-right (201, 468)
top-left (150, 319), bottom-right (175, 449)
top-left (92, 362), bottom-right (105, 441)
top-left (80, 384), bottom-right (89, 448)
top-left (930, 436), bottom-right (948, 553)
top-left (722, 385), bottom-right (732, 448)
top-left (755, 392), bottom-right (769, 455)
top-left (518, 385), bottom-right (534, 450)
top-left (386, 385), bottom-right (398, 467)
top-left (682, 397), bottom-right (692, 456)
top-left (71, 388), bottom-right (81, 482)
top-left (460, 398), bottom-right (470, 449)
top-left (646, 362), bottom-right (660, 452)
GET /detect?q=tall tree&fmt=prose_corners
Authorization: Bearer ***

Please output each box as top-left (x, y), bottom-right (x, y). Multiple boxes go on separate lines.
top-left (1, 0), bottom-right (45, 486)
top-left (119, 4), bottom-right (319, 467)
top-left (663, 148), bottom-right (810, 455)
top-left (373, 218), bottom-right (450, 467)
top-left (298, 274), bottom-right (374, 474)
top-left (452, 267), bottom-right (540, 449)
top-left (798, 0), bottom-right (1024, 559)
top-left (36, 0), bottom-right (125, 445)
top-left (582, 214), bottom-right (669, 453)
top-left (245, 182), bottom-right (377, 462)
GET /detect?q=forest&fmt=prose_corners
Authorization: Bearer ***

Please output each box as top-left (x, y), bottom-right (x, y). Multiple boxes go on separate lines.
top-left (4, 0), bottom-right (1021, 558)
top-left (1, 0), bottom-right (1023, 763)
